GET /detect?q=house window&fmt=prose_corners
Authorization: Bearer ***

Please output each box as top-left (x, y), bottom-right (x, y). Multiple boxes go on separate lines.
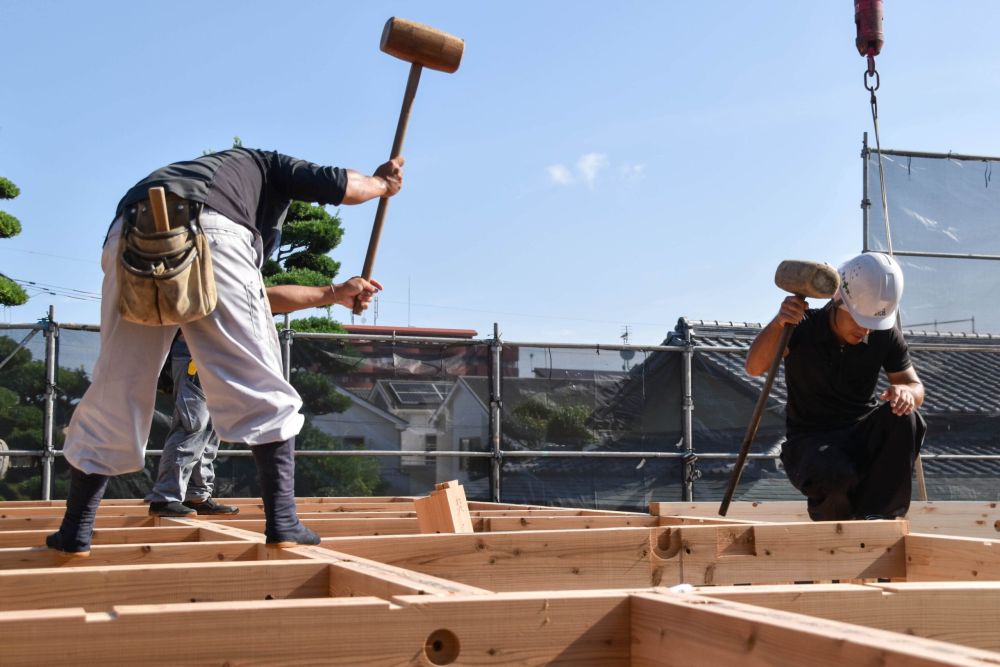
top-left (424, 435), bottom-right (437, 466)
top-left (343, 436), bottom-right (365, 449)
top-left (459, 437), bottom-right (481, 471)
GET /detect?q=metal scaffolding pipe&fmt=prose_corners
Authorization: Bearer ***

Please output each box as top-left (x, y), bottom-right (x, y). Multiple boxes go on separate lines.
top-left (41, 307), bottom-right (57, 500)
top-left (681, 334), bottom-right (695, 501)
top-left (280, 313), bottom-right (292, 382)
top-left (489, 323), bottom-right (503, 503)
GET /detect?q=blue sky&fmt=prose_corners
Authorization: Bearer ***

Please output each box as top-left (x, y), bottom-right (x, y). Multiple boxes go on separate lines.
top-left (2, 1), bottom-right (1000, 343)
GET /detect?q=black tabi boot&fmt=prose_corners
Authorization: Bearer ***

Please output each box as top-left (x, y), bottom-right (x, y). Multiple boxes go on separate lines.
top-left (45, 466), bottom-right (110, 557)
top-left (251, 438), bottom-right (320, 547)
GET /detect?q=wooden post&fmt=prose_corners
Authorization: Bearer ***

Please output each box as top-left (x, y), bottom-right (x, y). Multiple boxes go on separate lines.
top-left (414, 480), bottom-right (473, 534)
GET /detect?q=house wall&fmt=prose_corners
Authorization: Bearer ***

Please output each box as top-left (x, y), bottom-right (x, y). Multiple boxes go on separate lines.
top-left (434, 388), bottom-right (490, 482)
top-left (311, 406), bottom-right (401, 450)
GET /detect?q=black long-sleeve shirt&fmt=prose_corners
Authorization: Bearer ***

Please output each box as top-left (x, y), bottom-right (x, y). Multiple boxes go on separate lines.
top-left (116, 148), bottom-right (348, 256)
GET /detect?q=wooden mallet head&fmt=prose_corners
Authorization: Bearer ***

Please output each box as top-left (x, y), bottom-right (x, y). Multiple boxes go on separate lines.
top-left (774, 260), bottom-right (840, 299)
top-left (380, 17), bottom-right (464, 73)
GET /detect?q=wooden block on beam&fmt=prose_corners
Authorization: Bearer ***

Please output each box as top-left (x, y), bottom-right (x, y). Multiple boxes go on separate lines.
top-left (414, 480), bottom-right (473, 534)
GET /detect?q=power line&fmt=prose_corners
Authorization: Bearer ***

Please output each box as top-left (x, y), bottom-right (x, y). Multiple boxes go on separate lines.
top-left (0, 246), bottom-right (95, 264)
top-left (10, 278), bottom-right (101, 302)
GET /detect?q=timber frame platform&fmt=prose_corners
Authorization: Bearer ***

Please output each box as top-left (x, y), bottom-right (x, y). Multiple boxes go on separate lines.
top-left (1, 497), bottom-right (1000, 665)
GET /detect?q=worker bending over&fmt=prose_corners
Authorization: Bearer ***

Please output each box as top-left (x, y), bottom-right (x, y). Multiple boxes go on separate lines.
top-left (46, 147), bottom-right (401, 556)
top-left (746, 252), bottom-right (925, 521)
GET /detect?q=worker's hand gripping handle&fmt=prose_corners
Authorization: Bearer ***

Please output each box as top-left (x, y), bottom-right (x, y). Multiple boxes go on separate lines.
top-left (353, 62), bottom-right (423, 316)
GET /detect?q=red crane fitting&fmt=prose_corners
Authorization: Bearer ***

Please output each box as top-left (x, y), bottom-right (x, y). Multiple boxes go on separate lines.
top-left (854, 0), bottom-right (884, 57)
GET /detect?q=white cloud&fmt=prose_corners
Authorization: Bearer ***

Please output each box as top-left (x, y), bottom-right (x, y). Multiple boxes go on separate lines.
top-left (547, 164), bottom-right (575, 185)
top-left (620, 163), bottom-right (645, 180)
top-left (576, 152), bottom-right (608, 188)
top-left (549, 153), bottom-right (638, 188)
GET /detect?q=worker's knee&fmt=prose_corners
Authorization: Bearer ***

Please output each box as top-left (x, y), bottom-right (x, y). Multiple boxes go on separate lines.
top-left (807, 492), bottom-right (854, 521)
top-left (781, 439), bottom-right (859, 495)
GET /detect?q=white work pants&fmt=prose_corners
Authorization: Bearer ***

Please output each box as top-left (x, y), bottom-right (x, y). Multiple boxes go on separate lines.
top-left (64, 210), bottom-right (303, 475)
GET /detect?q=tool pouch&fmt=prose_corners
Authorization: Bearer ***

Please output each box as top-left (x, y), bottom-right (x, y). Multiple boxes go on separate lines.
top-left (117, 194), bottom-right (217, 326)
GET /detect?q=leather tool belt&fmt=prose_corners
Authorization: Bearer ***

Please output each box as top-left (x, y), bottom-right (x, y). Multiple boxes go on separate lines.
top-left (117, 192), bottom-right (218, 325)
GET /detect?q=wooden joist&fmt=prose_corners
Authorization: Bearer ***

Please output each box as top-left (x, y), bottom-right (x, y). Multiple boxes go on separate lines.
top-left (698, 582), bottom-right (1000, 652)
top-left (630, 590), bottom-right (1000, 666)
top-left (2, 496), bottom-right (1000, 664)
top-left (653, 500), bottom-right (1000, 540)
top-left (2, 589), bottom-right (999, 666)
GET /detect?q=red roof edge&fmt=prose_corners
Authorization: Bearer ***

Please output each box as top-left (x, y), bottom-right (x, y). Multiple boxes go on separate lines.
top-left (342, 325), bottom-right (478, 339)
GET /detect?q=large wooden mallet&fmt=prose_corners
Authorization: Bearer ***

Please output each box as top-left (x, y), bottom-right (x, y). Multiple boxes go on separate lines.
top-left (718, 260), bottom-right (840, 516)
top-left (353, 17), bottom-right (465, 315)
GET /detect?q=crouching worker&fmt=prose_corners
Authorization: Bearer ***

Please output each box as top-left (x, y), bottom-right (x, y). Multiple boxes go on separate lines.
top-left (46, 147), bottom-right (402, 556)
top-left (745, 252), bottom-right (926, 521)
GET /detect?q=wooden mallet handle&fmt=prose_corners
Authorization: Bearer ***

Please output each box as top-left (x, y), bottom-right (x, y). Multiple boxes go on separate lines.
top-left (353, 61), bottom-right (422, 315)
top-left (148, 187), bottom-right (171, 233)
top-left (719, 323), bottom-right (794, 516)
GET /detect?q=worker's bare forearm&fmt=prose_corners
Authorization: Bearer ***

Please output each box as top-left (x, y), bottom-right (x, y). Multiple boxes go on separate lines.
top-left (746, 296), bottom-right (807, 376)
top-left (341, 158), bottom-right (404, 205)
top-left (745, 319), bottom-right (787, 376)
top-left (342, 170), bottom-right (391, 204)
top-left (266, 284), bottom-right (336, 314)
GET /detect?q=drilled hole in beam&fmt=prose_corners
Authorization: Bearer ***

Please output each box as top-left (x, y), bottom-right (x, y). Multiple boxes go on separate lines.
top-left (424, 628), bottom-right (460, 665)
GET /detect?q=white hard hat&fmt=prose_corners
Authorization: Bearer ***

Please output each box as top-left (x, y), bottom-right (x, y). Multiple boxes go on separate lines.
top-left (836, 252), bottom-right (904, 330)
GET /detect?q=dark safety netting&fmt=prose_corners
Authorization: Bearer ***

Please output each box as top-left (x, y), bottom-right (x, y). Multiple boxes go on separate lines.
top-left (3, 311), bottom-right (999, 504)
top-left (497, 345), bottom-right (683, 510)
top-left (285, 334), bottom-right (495, 500)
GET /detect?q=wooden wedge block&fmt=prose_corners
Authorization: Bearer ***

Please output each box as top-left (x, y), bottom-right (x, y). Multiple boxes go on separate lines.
top-left (414, 480), bottom-right (473, 534)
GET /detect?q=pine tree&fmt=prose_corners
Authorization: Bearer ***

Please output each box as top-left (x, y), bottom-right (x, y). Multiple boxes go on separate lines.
top-left (0, 176), bottom-right (27, 306)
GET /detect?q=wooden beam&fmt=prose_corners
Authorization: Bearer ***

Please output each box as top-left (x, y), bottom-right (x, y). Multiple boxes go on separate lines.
top-left (663, 521), bottom-right (908, 585)
top-left (630, 590), bottom-right (1000, 666)
top-left (0, 516), bottom-right (155, 532)
top-left (0, 561), bottom-right (334, 612)
top-left (483, 515), bottom-right (659, 532)
top-left (214, 517), bottom-right (431, 537)
top-left (905, 534), bottom-right (1000, 581)
top-left (279, 545), bottom-right (491, 597)
top-left (0, 505), bottom-right (151, 518)
top-left (0, 526), bottom-right (212, 549)
top-left (653, 501), bottom-right (1000, 540)
top-left (320, 527), bottom-right (669, 591)
top-left (0, 592), bottom-right (633, 666)
top-left (651, 500), bottom-right (809, 521)
top-left (699, 582), bottom-right (1000, 652)
top-left (157, 517), bottom-right (262, 543)
top-left (659, 515), bottom-right (762, 526)
top-left (0, 542), bottom-right (281, 571)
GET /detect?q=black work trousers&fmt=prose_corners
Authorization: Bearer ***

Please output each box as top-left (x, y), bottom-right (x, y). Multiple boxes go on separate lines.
top-left (779, 403), bottom-right (927, 521)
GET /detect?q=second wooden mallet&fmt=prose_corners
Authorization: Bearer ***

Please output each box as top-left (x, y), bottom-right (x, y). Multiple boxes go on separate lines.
top-left (718, 260), bottom-right (840, 516)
